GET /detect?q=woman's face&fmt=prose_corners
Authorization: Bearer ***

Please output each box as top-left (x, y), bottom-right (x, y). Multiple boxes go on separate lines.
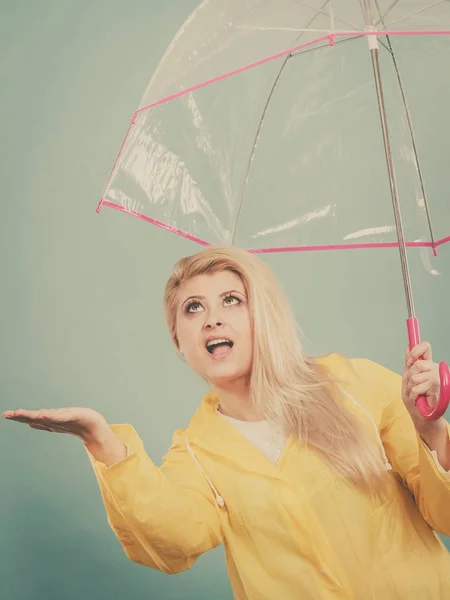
top-left (176, 270), bottom-right (253, 389)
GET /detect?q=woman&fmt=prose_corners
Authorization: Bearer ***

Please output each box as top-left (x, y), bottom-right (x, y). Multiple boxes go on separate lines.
top-left (3, 246), bottom-right (450, 599)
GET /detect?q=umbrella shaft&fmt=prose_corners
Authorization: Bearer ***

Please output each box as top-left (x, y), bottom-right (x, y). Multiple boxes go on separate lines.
top-left (370, 47), bottom-right (416, 319)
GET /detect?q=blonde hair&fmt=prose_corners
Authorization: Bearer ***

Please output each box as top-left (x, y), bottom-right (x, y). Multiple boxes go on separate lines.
top-left (164, 246), bottom-right (387, 494)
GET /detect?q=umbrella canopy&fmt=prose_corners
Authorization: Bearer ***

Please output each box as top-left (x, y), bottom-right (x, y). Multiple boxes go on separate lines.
top-left (99, 0), bottom-right (450, 254)
top-left (98, 0), bottom-right (450, 418)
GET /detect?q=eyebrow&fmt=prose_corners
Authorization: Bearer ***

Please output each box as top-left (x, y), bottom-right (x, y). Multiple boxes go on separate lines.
top-left (181, 289), bottom-right (245, 308)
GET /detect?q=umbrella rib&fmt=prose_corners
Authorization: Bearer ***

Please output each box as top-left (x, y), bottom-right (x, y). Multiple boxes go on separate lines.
top-left (230, 54), bottom-right (292, 245)
top-left (372, 0), bottom-right (398, 47)
top-left (381, 0), bottom-right (448, 28)
top-left (230, 0), bottom-right (331, 244)
top-left (382, 33), bottom-right (437, 249)
top-left (236, 26), bottom-right (360, 33)
top-left (375, 0), bottom-right (401, 28)
top-left (374, 0), bottom-right (437, 250)
top-left (291, 0), bottom-right (360, 31)
top-left (370, 2), bottom-right (392, 52)
top-left (358, 0), bottom-right (371, 27)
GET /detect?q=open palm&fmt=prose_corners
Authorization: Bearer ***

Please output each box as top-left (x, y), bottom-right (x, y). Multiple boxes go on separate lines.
top-left (2, 407), bottom-right (106, 442)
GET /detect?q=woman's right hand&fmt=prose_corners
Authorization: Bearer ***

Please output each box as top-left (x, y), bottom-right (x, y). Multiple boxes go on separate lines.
top-left (2, 407), bottom-right (107, 441)
top-left (2, 407), bottom-right (128, 466)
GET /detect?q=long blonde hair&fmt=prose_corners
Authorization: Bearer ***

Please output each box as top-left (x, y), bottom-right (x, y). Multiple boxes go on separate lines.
top-left (164, 246), bottom-right (387, 493)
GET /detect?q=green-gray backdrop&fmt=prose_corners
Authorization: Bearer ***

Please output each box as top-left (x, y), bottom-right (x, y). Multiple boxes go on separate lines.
top-left (1, 2), bottom-right (449, 599)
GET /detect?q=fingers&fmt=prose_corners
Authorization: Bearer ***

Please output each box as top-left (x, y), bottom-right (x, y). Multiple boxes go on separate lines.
top-left (404, 361), bottom-right (438, 388)
top-left (3, 410), bottom-right (68, 435)
top-left (3, 409), bottom-right (41, 423)
top-left (2, 409), bottom-right (33, 423)
top-left (2, 408), bottom-right (60, 425)
top-left (404, 366), bottom-right (439, 408)
top-left (410, 381), bottom-right (434, 403)
top-left (406, 341), bottom-right (432, 366)
top-left (408, 359), bottom-right (436, 375)
top-left (407, 371), bottom-right (432, 388)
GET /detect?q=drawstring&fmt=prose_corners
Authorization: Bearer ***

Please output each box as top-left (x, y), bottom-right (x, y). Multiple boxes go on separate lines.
top-left (185, 437), bottom-right (226, 509)
top-left (338, 386), bottom-right (392, 471)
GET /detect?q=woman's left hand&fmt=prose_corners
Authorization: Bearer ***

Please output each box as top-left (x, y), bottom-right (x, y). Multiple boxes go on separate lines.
top-left (402, 341), bottom-right (445, 436)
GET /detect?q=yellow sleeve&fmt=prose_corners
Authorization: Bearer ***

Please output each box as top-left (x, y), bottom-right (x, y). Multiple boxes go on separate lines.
top-left (353, 358), bottom-right (450, 536)
top-left (86, 424), bottom-right (223, 574)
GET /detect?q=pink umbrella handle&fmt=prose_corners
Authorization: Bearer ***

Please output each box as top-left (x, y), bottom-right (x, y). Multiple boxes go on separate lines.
top-left (407, 318), bottom-right (450, 421)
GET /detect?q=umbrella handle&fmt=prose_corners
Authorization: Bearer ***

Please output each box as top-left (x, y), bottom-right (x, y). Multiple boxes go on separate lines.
top-left (407, 318), bottom-right (450, 421)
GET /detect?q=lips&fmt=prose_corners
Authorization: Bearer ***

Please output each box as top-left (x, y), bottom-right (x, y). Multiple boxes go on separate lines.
top-left (205, 337), bottom-right (234, 356)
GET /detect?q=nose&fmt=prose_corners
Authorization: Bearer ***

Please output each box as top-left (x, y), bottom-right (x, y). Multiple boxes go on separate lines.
top-left (204, 313), bottom-right (223, 329)
top-left (205, 319), bottom-right (223, 329)
top-left (203, 303), bottom-right (225, 330)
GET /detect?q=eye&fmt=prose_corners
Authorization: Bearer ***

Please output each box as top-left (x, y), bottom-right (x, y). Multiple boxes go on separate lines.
top-left (185, 300), bottom-right (204, 314)
top-left (223, 294), bottom-right (240, 306)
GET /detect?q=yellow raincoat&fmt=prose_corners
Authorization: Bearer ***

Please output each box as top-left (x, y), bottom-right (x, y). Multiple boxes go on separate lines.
top-left (88, 354), bottom-right (450, 599)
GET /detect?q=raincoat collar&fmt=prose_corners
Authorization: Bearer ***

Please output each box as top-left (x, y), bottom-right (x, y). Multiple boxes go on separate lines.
top-left (182, 353), bottom-right (393, 482)
top-left (185, 389), bottom-right (295, 482)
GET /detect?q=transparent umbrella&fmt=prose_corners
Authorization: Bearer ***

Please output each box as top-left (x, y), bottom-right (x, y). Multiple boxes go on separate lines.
top-left (97, 0), bottom-right (450, 419)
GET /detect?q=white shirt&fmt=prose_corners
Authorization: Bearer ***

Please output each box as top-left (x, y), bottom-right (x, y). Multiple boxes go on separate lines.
top-left (216, 406), bottom-right (287, 465)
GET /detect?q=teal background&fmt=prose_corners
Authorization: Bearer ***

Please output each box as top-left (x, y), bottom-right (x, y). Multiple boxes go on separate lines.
top-left (0, 2), bottom-right (448, 599)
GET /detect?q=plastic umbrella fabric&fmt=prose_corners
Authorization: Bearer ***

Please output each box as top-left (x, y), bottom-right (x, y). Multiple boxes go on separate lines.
top-left (97, 0), bottom-right (450, 418)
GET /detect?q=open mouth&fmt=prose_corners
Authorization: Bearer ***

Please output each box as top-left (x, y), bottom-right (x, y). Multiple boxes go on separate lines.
top-left (206, 338), bottom-right (234, 356)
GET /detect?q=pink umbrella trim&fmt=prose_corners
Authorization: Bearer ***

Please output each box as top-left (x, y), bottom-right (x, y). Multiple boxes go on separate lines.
top-left (98, 199), bottom-right (450, 254)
